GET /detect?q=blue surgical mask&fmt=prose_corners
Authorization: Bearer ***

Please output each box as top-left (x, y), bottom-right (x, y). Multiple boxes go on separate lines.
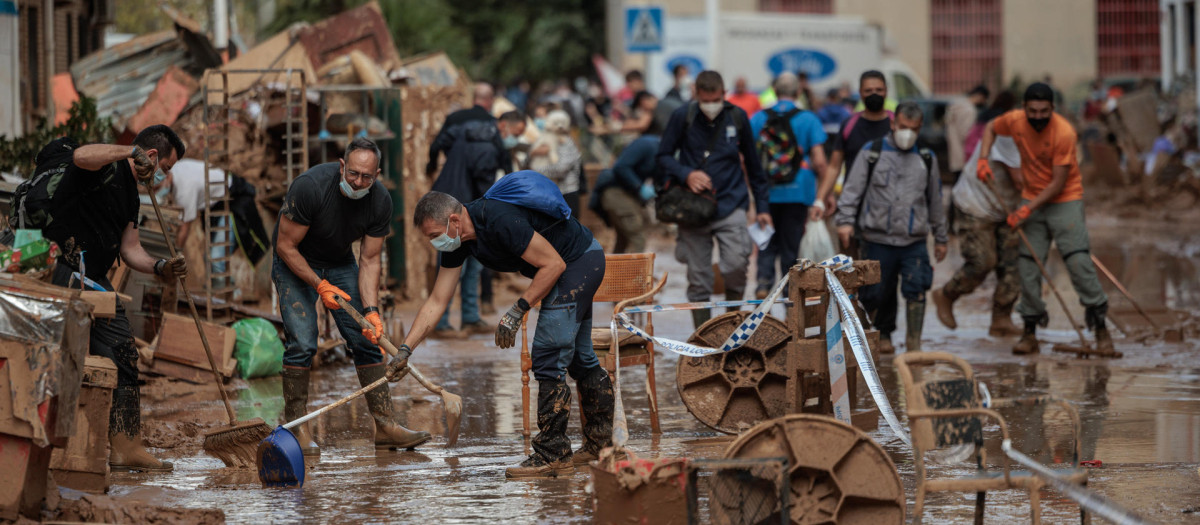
top-left (534, 118), bottom-right (547, 131)
top-left (502, 136), bottom-right (520, 149)
top-left (152, 167), bottom-right (167, 185)
top-left (430, 217), bottom-right (461, 252)
top-left (155, 186), bottom-right (170, 202)
top-left (339, 177), bottom-right (370, 200)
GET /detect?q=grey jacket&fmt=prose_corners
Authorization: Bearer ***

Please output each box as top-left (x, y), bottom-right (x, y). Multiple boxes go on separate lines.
top-left (835, 136), bottom-right (948, 247)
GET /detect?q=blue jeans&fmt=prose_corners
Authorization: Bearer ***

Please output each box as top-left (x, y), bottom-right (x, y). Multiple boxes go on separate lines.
top-left (530, 241), bottom-right (605, 382)
top-left (272, 256), bottom-right (383, 368)
top-left (859, 241), bottom-right (933, 337)
top-left (436, 255), bottom-right (482, 330)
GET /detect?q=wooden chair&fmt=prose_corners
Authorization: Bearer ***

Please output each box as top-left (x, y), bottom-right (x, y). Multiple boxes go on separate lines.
top-left (520, 253), bottom-right (666, 437)
top-left (894, 352), bottom-right (1089, 525)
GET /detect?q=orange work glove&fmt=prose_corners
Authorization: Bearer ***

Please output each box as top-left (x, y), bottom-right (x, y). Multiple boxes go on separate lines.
top-left (976, 157), bottom-right (994, 182)
top-left (362, 310), bottom-right (384, 345)
top-left (316, 279), bottom-right (350, 310)
top-left (1007, 204), bottom-right (1031, 228)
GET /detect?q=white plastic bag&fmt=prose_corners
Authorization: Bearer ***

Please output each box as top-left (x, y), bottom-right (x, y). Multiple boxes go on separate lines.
top-left (799, 219), bottom-right (836, 262)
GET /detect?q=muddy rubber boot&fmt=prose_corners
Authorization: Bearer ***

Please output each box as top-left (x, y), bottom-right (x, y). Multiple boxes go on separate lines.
top-left (691, 308), bottom-right (712, 329)
top-left (282, 368), bottom-right (320, 457)
top-left (905, 300), bottom-right (926, 352)
top-left (931, 287), bottom-right (958, 329)
top-left (571, 367), bottom-right (615, 465)
top-left (1086, 303), bottom-right (1120, 357)
top-left (108, 386), bottom-right (173, 472)
top-left (878, 334), bottom-right (895, 354)
top-left (988, 305), bottom-right (1022, 337)
top-left (1012, 318), bottom-right (1041, 355)
top-left (356, 365), bottom-right (431, 450)
top-left (508, 381), bottom-right (574, 479)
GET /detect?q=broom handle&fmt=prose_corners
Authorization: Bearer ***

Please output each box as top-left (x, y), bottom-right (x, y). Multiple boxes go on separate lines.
top-left (982, 178), bottom-right (1090, 347)
top-left (334, 296), bottom-right (443, 393)
top-left (284, 376), bottom-right (387, 430)
top-left (1090, 255), bottom-right (1161, 331)
top-left (145, 181), bottom-right (239, 425)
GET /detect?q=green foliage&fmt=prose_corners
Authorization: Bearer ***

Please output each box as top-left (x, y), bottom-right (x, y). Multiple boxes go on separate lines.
top-left (0, 97), bottom-right (114, 177)
top-left (265, 0), bottom-right (605, 84)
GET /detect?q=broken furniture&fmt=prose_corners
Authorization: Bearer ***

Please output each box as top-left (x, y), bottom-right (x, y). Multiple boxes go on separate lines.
top-left (894, 351), bottom-right (1089, 524)
top-left (147, 312), bottom-right (238, 383)
top-left (50, 356), bottom-right (117, 493)
top-left (519, 253), bottom-right (666, 438)
top-left (0, 279), bottom-right (91, 520)
top-left (676, 261), bottom-right (881, 434)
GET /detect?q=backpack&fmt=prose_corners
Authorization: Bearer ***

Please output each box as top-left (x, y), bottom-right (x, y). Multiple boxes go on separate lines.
top-left (757, 107), bottom-right (805, 184)
top-left (854, 138), bottom-right (934, 230)
top-left (10, 137), bottom-right (79, 230)
top-left (483, 169), bottom-right (572, 220)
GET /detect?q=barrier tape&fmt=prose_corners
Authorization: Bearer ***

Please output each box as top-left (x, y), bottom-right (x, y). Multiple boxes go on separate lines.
top-left (622, 298), bottom-right (795, 314)
top-left (825, 294), bottom-right (851, 425)
top-left (1001, 440), bottom-right (1147, 525)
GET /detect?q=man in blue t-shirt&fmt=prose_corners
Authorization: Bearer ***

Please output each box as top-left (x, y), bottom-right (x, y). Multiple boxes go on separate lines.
top-left (402, 187), bottom-right (613, 479)
top-left (273, 138), bottom-right (430, 456)
top-left (750, 73), bottom-right (829, 298)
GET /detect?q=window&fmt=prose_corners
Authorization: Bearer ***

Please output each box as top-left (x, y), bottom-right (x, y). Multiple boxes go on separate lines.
top-left (1097, 0), bottom-right (1161, 78)
top-left (930, 0), bottom-right (1003, 95)
top-left (893, 73), bottom-right (922, 101)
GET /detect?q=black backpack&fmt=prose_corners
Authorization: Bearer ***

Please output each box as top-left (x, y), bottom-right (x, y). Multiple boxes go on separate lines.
top-left (758, 107), bottom-right (805, 184)
top-left (10, 137), bottom-right (79, 230)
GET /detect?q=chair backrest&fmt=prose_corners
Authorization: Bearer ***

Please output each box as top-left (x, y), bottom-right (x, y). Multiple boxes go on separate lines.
top-left (894, 352), bottom-right (982, 453)
top-left (594, 253), bottom-right (656, 304)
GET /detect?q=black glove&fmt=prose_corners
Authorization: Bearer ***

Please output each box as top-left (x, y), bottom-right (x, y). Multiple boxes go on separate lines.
top-left (131, 146), bottom-right (155, 182)
top-left (386, 343), bottom-right (413, 382)
top-left (155, 255), bottom-right (187, 280)
top-left (495, 298), bottom-right (531, 349)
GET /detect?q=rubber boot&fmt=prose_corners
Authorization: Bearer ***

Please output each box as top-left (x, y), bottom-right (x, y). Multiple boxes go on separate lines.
top-left (571, 367), bottom-right (616, 465)
top-left (931, 287), bottom-right (958, 329)
top-left (282, 368), bottom-right (320, 457)
top-left (878, 334), bottom-right (895, 354)
top-left (905, 300), bottom-right (926, 352)
top-left (356, 365), bottom-right (431, 450)
top-left (507, 380), bottom-right (574, 479)
top-left (691, 308), bottom-right (712, 329)
top-left (1086, 303), bottom-right (1119, 356)
top-left (1012, 317), bottom-right (1041, 355)
top-left (988, 304), bottom-right (1022, 337)
top-left (108, 386), bottom-right (173, 472)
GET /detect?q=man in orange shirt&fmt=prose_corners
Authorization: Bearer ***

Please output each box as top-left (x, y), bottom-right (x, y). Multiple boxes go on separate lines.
top-left (727, 77), bottom-right (761, 116)
top-left (978, 82), bottom-right (1111, 355)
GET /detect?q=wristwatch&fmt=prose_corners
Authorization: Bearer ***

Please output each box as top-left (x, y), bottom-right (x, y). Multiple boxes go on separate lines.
top-left (364, 306), bottom-right (380, 315)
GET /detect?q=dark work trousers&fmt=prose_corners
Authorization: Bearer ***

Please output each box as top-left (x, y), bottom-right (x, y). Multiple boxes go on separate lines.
top-left (755, 202), bottom-right (808, 293)
top-left (858, 240), bottom-right (933, 337)
top-left (529, 241), bottom-right (606, 382)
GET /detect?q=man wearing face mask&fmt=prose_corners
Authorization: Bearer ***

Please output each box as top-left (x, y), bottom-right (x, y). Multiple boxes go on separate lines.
top-left (657, 70), bottom-right (772, 329)
top-left (817, 71), bottom-right (895, 230)
top-left (273, 138), bottom-right (431, 456)
top-left (404, 185), bottom-right (610, 479)
top-left (42, 124), bottom-right (188, 471)
top-left (835, 102), bottom-right (948, 354)
top-left (977, 82), bottom-right (1113, 356)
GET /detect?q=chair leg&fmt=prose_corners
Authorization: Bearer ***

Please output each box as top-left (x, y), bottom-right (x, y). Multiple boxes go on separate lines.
top-left (913, 486), bottom-right (926, 524)
top-left (974, 491), bottom-right (985, 525)
top-left (646, 351), bottom-right (661, 435)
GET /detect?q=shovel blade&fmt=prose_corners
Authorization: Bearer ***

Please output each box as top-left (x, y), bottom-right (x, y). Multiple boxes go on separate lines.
top-left (257, 426), bottom-right (306, 487)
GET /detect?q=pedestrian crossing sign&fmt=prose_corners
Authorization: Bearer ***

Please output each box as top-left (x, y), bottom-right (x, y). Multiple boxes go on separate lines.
top-left (625, 6), bottom-right (664, 53)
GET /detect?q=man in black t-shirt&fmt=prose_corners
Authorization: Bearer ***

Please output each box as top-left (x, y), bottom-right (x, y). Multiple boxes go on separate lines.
top-left (44, 124), bottom-right (188, 472)
top-left (813, 70), bottom-right (894, 223)
top-left (273, 138), bottom-right (430, 456)
top-left (402, 187), bottom-right (612, 479)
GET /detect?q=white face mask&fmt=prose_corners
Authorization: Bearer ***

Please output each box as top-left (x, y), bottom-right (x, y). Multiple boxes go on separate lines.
top-left (699, 101), bottom-right (723, 120)
top-left (893, 128), bottom-right (918, 150)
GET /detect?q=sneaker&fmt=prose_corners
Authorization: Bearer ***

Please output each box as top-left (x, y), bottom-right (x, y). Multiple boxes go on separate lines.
top-left (878, 335), bottom-right (895, 354)
top-left (430, 328), bottom-right (467, 340)
top-left (463, 320), bottom-right (493, 335)
top-left (1012, 333), bottom-right (1040, 354)
top-left (505, 456), bottom-right (574, 479)
top-left (481, 303), bottom-right (496, 315)
top-left (755, 288), bottom-right (769, 300)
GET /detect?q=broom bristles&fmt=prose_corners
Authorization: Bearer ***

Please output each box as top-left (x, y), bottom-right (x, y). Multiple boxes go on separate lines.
top-left (203, 418), bottom-right (273, 468)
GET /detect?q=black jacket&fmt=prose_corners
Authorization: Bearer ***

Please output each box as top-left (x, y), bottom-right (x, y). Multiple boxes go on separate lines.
top-left (430, 119), bottom-right (508, 202)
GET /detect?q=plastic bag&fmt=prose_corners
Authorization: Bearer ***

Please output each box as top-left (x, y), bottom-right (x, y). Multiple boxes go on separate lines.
top-left (799, 219), bottom-right (836, 262)
top-left (232, 318), bottom-right (285, 379)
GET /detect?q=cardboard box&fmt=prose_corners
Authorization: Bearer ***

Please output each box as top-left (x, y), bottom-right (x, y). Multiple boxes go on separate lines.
top-left (78, 291), bottom-right (133, 319)
top-left (50, 356), bottom-right (117, 493)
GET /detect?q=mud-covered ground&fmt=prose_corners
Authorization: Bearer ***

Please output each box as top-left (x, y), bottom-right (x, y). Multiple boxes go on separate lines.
top-left (99, 204), bottom-right (1200, 524)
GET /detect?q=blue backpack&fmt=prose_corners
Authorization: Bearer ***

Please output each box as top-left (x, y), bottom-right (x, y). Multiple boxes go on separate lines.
top-left (482, 170), bottom-right (572, 220)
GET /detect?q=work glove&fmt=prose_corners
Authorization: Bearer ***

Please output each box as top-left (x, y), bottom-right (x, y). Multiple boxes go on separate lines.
top-left (495, 298), bottom-right (531, 349)
top-left (976, 157), bottom-right (993, 183)
top-left (638, 183), bottom-right (656, 202)
top-left (317, 279), bottom-right (351, 310)
top-left (386, 343), bottom-right (413, 382)
top-left (131, 146), bottom-right (156, 182)
top-left (155, 255), bottom-right (188, 280)
top-left (362, 310), bottom-right (384, 345)
top-left (1007, 204), bottom-right (1031, 229)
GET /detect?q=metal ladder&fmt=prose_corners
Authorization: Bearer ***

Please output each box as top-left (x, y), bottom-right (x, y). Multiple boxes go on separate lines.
top-left (199, 68), bottom-right (308, 321)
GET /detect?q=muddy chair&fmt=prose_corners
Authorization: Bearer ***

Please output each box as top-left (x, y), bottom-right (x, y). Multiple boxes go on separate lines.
top-left (519, 253), bottom-right (666, 437)
top-left (894, 352), bottom-right (1090, 524)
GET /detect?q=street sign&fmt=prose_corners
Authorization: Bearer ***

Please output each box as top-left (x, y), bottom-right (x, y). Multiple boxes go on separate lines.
top-left (625, 6), bottom-right (664, 53)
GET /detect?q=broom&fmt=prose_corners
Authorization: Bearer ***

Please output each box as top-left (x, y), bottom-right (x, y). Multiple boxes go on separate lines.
top-left (144, 179), bottom-right (271, 467)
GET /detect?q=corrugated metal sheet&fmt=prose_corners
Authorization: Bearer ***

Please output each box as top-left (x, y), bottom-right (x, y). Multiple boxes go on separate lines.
top-left (69, 30), bottom-right (186, 131)
top-left (931, 0), bottom-right (1003, 95)
top-left (760, 0), bottom-right (833, 13)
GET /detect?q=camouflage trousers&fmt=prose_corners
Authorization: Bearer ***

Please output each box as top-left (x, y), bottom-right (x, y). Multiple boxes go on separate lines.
top-left (942, 207), bottom-right (1021, 312)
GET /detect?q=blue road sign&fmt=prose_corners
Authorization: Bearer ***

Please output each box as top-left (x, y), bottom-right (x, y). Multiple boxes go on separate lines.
top-left (625, 6), bottom-right (664, 53)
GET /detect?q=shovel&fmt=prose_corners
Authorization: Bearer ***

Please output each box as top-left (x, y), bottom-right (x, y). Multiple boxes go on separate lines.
top-left (335, 297), bottom-right (463, 446)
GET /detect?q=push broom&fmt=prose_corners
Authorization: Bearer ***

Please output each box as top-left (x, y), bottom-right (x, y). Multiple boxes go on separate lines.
top-left (144, 179), bottom-right (271, 467)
